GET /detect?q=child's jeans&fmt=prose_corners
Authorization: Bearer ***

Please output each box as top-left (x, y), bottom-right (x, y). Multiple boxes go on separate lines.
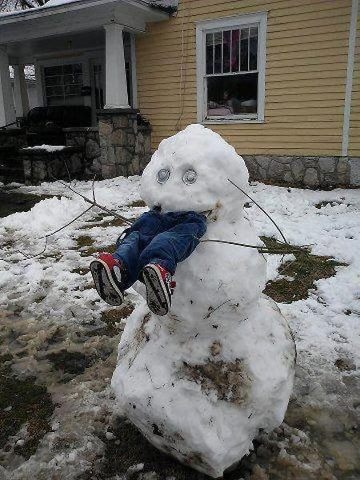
top-left (113, 210), bottom-right (207, 290)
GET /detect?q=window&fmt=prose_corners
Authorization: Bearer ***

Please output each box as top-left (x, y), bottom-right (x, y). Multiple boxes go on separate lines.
top-left (43, 63), bottom-right (83, 106)
top-left (196, 13), bottom-right (267, 122)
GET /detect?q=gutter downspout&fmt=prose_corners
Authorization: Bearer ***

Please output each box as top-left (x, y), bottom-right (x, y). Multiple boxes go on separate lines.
top-left (342, 0), bottom-right (358, 157)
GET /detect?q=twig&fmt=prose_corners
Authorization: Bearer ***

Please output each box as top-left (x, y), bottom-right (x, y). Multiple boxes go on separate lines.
top-left (17, 237), bottom-right (48, 259)
top-left (200, 238), bottom-right (306, 254)
top-left (145, 364), bottom-right (153, 384)
top-left (54, 178), bottom-right (134, 226)
top-left (204, 300), bottom-right (230, 319)
top-left (228, 178), bottom-right (288, 244)
top-left (41, 205), bottom-right (94, 239)
top-left (13, 205), bottom-right (95, 260)
top-left (92, 174), bottom-right (96, 202)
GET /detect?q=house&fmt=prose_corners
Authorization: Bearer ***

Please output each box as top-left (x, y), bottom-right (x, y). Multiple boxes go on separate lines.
top-left (0, 0), bottom-right (359, 187)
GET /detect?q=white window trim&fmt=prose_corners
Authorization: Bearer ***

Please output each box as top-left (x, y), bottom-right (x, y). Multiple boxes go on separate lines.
top-left (196, 12), bottom-right (267, 124)
top-left (38, 56), bottom-right (86, 107)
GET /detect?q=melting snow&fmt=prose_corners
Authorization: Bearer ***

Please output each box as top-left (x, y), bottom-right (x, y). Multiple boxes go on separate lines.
top-left (0, 177), bottom-right (359, 478)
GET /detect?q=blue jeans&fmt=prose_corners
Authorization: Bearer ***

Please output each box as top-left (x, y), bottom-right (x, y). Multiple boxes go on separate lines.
top-left (113, 210), bottom-right (207, 290)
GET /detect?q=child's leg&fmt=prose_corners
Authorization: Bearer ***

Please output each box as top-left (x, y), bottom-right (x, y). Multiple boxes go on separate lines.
top-left (139, 211), bottom-right (207, 274)
top-left (113, 210), bottom-right (164, 289)
top-left (139, 212), bottom-right (207, 315)
top-left (90, 210), bottom-right (164, 305)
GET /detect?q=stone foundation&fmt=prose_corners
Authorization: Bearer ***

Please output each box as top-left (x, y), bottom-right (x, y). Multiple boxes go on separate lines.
top-left (63, 127), bottom-right (101, 177)
top-left (243, 155), bottom-right (360, 188)
top-left (98, 109), bottom-right (152, 178)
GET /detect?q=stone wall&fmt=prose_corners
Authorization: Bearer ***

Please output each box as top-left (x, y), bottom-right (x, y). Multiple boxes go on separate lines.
top-left (21, 147), bottom-right (84, 185)
top-left (98, 109), bottom-right (152, 178)
top-left (0, 129), bottom-right (28, 183)
top-left (63, 127), bottom-right (101, 178)
top-left (244, 155), bottom-right (360, 188)
top-left (0, 128), bottom-right (27, 149)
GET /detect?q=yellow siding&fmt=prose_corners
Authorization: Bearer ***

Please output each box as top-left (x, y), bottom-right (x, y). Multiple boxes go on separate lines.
top-left (348, 11), bottom-right (360, 156)
top-left (136, 0), bottom-right (352, 155)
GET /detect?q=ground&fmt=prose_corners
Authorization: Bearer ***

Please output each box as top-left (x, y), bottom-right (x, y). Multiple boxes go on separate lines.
top-left (0, 178), bottom-right (359, 480)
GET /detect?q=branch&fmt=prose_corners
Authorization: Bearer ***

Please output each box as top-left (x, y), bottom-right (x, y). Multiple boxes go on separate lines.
top-left (54, 178), bottom-right (134, 226)
top-left (11, 205), bottom-right (95, 260)
top-left (204, 300), bottom-right (230, 319)
top-left (41, 205), bottom-right (94, 239)
top-left (228, 178), bottom-right (288, 245)
top-left (199, 238), bottom-right (307, 255)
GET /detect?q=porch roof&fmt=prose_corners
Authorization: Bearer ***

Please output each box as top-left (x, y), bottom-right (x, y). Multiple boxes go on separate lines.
top-left (0, 0), bottom-right (170, 52)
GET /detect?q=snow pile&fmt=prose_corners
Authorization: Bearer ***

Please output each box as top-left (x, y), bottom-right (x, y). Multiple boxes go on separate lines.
top-left (112, 125), bottom-right (295, 477)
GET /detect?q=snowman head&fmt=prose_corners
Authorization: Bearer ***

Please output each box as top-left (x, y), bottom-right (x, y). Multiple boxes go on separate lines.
top-left (141, 124), bottom-right (249, 218)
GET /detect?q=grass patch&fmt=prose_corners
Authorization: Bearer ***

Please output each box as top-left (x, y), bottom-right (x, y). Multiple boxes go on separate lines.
top-left (80, 216), bottom-right (128, 230)
top-left (262, 237), bottom-right (346, 303)
top-left (71, 267), bottom-right (90, 276)
top-left (76, 235), bottom-right (95, 249)
top-left (127, 199), bottom-right (146, 208)
top-left (80, 244), bottom-right (115, 258)
top-left (87, 303), bottom-right (135, 337)
top-left (0, 354), bottom-right (54, 459)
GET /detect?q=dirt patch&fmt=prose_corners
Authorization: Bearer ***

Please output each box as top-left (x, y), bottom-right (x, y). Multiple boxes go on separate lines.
top-left (335, 358), bottom-right (356, 372)
top-left (182, 359), bottom-right (251, 406)
top-left (0, 355), bottom-right (54, 459)
top-left (262, 237), bottom-right (346, 303)
top-left (46, 349), bottom-right (93, 375)
top-left (95, 417), bottom-right (207, 480)
top-left (315, 200), bottom-right (348, 209)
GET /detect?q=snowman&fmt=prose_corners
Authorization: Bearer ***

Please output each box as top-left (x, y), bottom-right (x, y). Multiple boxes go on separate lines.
top-left (111, 124), bottom-right (295, 478)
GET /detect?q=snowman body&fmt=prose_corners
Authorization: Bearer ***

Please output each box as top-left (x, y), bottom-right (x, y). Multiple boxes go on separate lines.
top-left (111, 125), bottom-right (295, 478)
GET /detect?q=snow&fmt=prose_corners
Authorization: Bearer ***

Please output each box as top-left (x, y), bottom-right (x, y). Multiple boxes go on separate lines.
top-left (0, 0), bottom-right (178, 16)
top-left (112, 125), bottom-right (295, 477)
top-left (21, 145), bottom-right (66, 152)
top-left (45, 0), bottom-right (83, 6)
top-left (0, 167), bottom-right (359, 477)
top-left (9, 65), bottom-right (35, 81)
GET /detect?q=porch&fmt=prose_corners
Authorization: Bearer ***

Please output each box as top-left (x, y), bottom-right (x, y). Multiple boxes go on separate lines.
top-left (0, 0), bottom-right (169, 182)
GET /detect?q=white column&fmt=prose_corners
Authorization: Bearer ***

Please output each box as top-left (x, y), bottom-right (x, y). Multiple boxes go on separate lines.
top-left (34, 61), bottom-right (44, 107)
top-left (130, 33), bottom-right (138, 108)
top-left (104, 23), bottom-right (130, 109)
top-left (13, 64), bottom-right (30, 117)
top-left (0, 47), bottom-right (16, 127)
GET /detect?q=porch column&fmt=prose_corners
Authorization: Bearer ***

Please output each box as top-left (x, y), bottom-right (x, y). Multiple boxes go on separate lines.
top-left (104, 23), bottom-right (130, 109)
top-left (0, 47), bottom-right (16, 127)
top-left (13, 65), bottom-right (30, 118)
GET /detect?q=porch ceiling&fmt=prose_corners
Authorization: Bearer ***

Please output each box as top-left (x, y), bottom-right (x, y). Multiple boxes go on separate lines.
top-left (7, 28), bottom-right (105, 64)
top-left (0, 0), bottom-right (169, 50)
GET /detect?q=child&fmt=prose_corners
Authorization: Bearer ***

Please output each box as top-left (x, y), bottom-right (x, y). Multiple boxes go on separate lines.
top-left (90, 208), bottom-right (207, 316)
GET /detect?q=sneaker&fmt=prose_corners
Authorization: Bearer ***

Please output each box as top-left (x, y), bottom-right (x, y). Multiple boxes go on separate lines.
top-left (90, 253), bottom-right (124, 306)
top-left (141, 264), bottom-right (176, 316)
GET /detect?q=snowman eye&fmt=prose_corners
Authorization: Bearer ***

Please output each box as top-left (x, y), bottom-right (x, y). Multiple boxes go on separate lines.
top-left (157, 168), bottom-right (170, 184)
top-left (182, 169), bottom-right (197, 185)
